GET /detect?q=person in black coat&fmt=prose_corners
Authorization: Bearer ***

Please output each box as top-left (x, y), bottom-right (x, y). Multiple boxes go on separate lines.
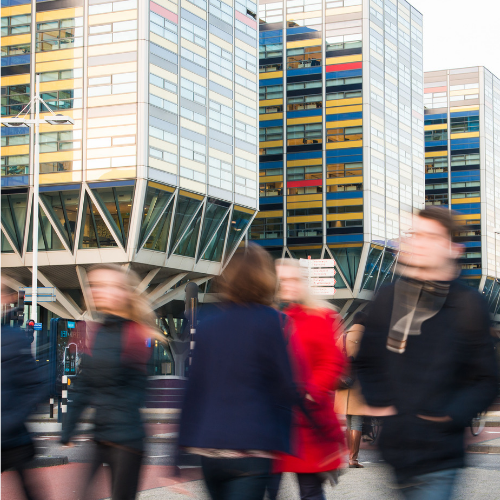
top-left (61, 264), bottom-right (162, 500)
top-left (356, 207), bottom-right (499, 500)
top-left (178, 244), bottom-right (300, 500)
top-left (2, 290), bottom-right (48, 500)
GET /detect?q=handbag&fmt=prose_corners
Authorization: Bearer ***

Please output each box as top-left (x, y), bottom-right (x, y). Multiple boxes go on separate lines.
top-left (337, 333), bottom-right (354, 390)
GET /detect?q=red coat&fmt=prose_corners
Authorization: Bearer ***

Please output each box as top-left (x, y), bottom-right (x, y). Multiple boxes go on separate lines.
top-left (275, 305), bottom-right (346, 473)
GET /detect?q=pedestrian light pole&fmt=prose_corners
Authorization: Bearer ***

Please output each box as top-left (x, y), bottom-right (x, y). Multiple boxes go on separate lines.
top-left (1, 74), bottom-right (74, 323)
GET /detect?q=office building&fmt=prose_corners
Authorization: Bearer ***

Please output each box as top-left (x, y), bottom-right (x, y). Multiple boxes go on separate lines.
top-left (252, 0), bottom-right (425, 312)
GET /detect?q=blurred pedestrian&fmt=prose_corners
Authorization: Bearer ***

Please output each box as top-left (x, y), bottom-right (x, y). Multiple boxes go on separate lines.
top-left (61, 264), bottom-right (161, 500)
top-left (178, 244), bottom-right (300, 500)
top-left (271, 259), bottom-right (346, 500)
top-left (356, 207), bottom-right (499, 500)
top-left (334, 310), bottom-right (369, 468)
top-left (1, 286), bottom-right (48, 500)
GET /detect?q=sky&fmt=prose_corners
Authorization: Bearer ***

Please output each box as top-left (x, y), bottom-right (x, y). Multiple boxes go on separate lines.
top-left (409, 0), bottom-right (500, 77)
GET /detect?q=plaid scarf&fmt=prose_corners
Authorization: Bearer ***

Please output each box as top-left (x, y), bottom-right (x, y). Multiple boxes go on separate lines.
top-left (387, 278), bottom-right (450, 354)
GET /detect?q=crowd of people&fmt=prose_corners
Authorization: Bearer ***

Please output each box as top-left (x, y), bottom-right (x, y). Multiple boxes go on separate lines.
top-left (2, 206), bottom-right (499, 500)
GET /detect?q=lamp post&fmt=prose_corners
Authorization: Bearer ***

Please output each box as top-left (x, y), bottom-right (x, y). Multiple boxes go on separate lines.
top-left (1, 74), bottom-right (74, 323)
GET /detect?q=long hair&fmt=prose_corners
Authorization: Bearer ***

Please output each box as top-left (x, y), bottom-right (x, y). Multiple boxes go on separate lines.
top-left (87, 264), bottom-right (164, 341)
top-left (275, 258), bottom-right (338, 313)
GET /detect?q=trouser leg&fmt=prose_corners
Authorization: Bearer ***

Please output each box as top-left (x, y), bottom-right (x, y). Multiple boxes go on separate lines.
top-left (106, 444), bottom-right (143, 500)
top-left (297, 473), bottom-right (325, 500)
top-left (266, 473), bottom-right (282, 500)
top-left (400, 469), bottom-right (458, 500)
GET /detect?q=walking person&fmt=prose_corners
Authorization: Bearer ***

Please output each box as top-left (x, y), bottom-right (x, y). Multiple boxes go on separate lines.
top-left (334, 310), bottom-right (368, 468)
top-left (61, 264), bottom-right (161, 500)
top-left (178, 244), bottom-right (300, 500)
top-left (271, 259), bottom-right (346, 500)
top-left (356, 207), bottom-right (499, 500)
top-left (2, 287), bottom-right (48, 500)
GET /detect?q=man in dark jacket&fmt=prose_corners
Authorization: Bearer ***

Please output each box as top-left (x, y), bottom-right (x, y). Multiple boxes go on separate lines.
top-left (356, 207), bottom-right (498, 500)
top-left (2, 291), bottom-right (48, 500)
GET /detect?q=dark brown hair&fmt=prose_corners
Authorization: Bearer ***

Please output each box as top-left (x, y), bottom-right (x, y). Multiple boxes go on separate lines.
top-left (218, 243), bottom-right (276, 306)
top-left (418, 206), bottom-right (459, 243)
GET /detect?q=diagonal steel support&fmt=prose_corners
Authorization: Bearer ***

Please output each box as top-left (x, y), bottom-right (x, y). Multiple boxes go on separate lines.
top-left (146, 272), bottom-right (188, 304)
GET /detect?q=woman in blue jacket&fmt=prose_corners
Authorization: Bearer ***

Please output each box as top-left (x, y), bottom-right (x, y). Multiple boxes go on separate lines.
top-left (179, 244), bottom-right (299, 500)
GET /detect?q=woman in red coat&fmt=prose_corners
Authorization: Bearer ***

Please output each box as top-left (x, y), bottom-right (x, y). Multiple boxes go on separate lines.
top-left (272, 259), bottom-right (346, 500)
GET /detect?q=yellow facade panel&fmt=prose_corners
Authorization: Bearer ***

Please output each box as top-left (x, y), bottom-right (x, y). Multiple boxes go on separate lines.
top-left (36, 48), bottom-right (83, 63)
top-left (287, 215), bottom-right (323, 223)
top-left (325, 54), bottom-right (362, 65)
top-left (287, 158), bottom-right (322, 167)
top-left (39, 79), bottom-right (82, 92)
top-left (1, 74), bottom-right (30, 87)
top-left (86, 167), bottom-right (136, 182)
top-left (326, 176), bottom-right (363, 185)
top-left (2, 145), bottom-right (29, 156)
top-left (259, 140), bottom-right (283, 148)
top-left (2, 34), bottom-right (30, 46)
top-left (287, 201), bottom-right (322, 209)
top-left (326, 199), bottom-right (363, 207)
top-left (326, 213), bottom-right (363, 221)
top-left (36, 59), bottom-right (83, 73)
top-left (89, 62), bottom-right (137, 78)
top-left (326, 140), bottom-right (363, 150)
top-left (260, 175), bottom-right (283, 183)
top-left (234, 205), bottom-right (255, 215)
top-left (326, 104), bottom-right (362, 114)
top-left (1, 4), bottom-right (31, 16)
top-left (424, 123), bottom-right (448, 131)
top-left (179, 189), bottom-right (204, 200)
top-left (325, 5), bottom-right (361, 15)
top-left (260, 71), bottom-right (283, 80)
top-left (260, 113), bottom-right (283, 121)
top-left (255, 210), bottom-right (283, 218)
top-left (286, 38), bottom-right (322, 49)
top-left (148, 181), bottom-right (176, 192)
top-left (326, 97), bottom-right (362, 108)
top-left (39, 151), bottom-right (82, 163)
top-left (88, 9), bottom-right (137, 25)
top-left (88, 93), bottom-right (137, 107)
top-left (449, 105), bottom-right (479, 113)
top-left (455, 213), bottom-right (481, 221)
top-left (40, 171), bottom-right (83, 185)
top-left (260, 99), bottom-right (283, 107)
top-left (36, 7), bottom-right (83, 21)
top-left (286, 116), bottom-right (322, 126)
top-left (452, 197), bottom-right (480, 205)
top-left (87, 124), bottom-right (136, 139)
top-left (450, 132), bottom-right (480, 139)
top-left (425, 151), bottom-right (448, 158)
top-left (287, 194), bottom-right (322, 203)
top-left (325, 119), bottom-right (362, 129)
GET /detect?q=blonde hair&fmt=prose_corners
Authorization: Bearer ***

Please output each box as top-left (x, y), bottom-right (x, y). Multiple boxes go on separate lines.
top-left (275, 258), bottom-right (338, 313)
top-left (87, 264), bottom-right (165, 342)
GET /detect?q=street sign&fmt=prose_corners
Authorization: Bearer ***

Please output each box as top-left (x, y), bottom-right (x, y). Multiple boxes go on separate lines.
top-left (19, 287), bottom-right (56, 303)
top-left (309, 268), bottom-right (336, 277)
top-left (309, 277), bottom-right (336, 286)
top-left (34, 323), bottom-right (43, 331)
top-left (310, 287), bottom-right (336, 295)
top-left (300, 258), bottom-right (336, 268)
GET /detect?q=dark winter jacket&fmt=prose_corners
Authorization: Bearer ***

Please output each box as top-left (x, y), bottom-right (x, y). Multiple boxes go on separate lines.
top-left (356, 279), bottom-right (499, 483)
top-left (178, 303), bottom-right (298, 453)
top-left (2, 324), bottom-right (48, 450)
top-left (61, 315), bottom-right (151, 450)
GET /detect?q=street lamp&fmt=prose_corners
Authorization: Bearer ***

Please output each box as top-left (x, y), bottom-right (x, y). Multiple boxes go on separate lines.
top-left (1, 74), bottom-right (74, 323)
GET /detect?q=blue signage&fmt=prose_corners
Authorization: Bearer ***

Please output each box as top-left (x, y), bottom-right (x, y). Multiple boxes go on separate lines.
top-left (34, 323), bottom-right (43, 331)
top-left (67, 321), bottom-right (76, 329)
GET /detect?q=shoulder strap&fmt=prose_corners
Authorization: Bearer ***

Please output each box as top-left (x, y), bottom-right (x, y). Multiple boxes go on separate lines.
top-left (342, 332), bottom-right (347, 356)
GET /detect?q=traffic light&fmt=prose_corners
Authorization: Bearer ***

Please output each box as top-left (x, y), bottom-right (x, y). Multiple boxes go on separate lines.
top-left (17, 290), bottom-right (25, 325)
top-left (26, 319), bottom-right (35, 344)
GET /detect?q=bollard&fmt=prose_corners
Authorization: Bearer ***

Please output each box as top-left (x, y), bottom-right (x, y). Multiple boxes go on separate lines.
top-left (49, 397), bottom-right (54, 418)
top-left (61, 376), bottom-right (68, 422)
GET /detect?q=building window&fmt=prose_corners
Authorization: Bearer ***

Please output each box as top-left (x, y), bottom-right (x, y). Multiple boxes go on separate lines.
top-left (36, 18), bottom-right (83, 52)
top-left (450, 115), bottom-right (479, 133)
top-left (259, 126), bottom-right (283, 142)
top-left (327, 205), bottom-right (363, 214)
top-left (235, 47), bottom-right (257, 73)
top-left (151, 74), bottom-right (177, 94)
top-left (208, 156), bottom-right (232, 190)
top-left (287, 46), bottom-right (322, 70)
top-left (425, 157), bottom-right (448, 174)
top-left (425, 193), bottom-right (448, 206)
top-left (150, 11), bottom-right (177, 43)
top-left (209, 100), bottom-right (233, 135)
top-left (327, 162), bottom-right (362, 178)
top-left (1, 133), bottom-right (29, 147)
top-left (259, 181), bottom-right (283, 197)
top-left (326, 183), bottom-right (362, 193)
top-left (327, 220), bottom-right (363, 229)
top-left (259, 43), bottom-right (283, 59)
top-left (287, 206), bottom-right (322, 217)
top-left (1, 85), bottom-right (30, 116)
top-left (259, 167), bottom-right (283, 176)
top-left (426, 182), bottom-right (448, 190)
top-left (209, 0), bottom-right (233, 25)
top-left (181, 18), bottom-right (206, 48)
top-left (424, 117), bottom-right (447, 126)
top-left (286, 0), bottom-right (321, 14)
top-left (236, 19), bottom-right (257, 38)
top-left (186, 0), bottom-right (206, 9)
top-left (180, 166), bottom-right (206, 183)
top-left (326, 38), bottom-right (362, 51)
top-left (180, 138), bottom-right (205, 163)
top-left (259, 62), bottom-right (283, 73)
top-left (88, 19), bottom-right (137, 45)
top-left (235, 101), bottom-right (257, 119)
top-left (326, 90), bottom-right (362, 100)
top-left (40, 161), bottom-right (76, 173)
top-left (287, 165), bottom-right (322, 181)
top-left (40, 69), bottom-right (82, 82)
top-left (425, 129), bottom-right (447, 142)
top-left (235, 175), bottom-right (257, 197)
top-left (1, 155), bottom-right (29, 176)
top-left (287, 222), bottom-right (322, 238)
top-left (450, 153), bottom-right (480, 167)
top-left (1, 14), bottom-right (31, 36)
top-left (149, 126), bottom-right (177, 145)
top-left (40, 131), bottom-right (80, 153)
top-left (287, 81), bottom-right (322, 92)
top-left (251, 217), bottom-right (283, 239)
top-left (40, 89), bottom-right (82, 111)
top-left (287, 123), bottom-right (322, 146)
top-left (180, 107), bottom-right (205, 125)
top-left (151, 94), bottom-right (177, 114)
top-left (236, 0), bottom-right (257, 20)
top-left (259, 85), bottom-right (283, 100)
top-left (259, 147), bottom-right (283, 155)
top-left (209, 43), bottom-right (232, 79)
top-left (327, 126), bottom-right (362, 143)
top-left (287, 95), bottom-right (322, 111)
top-left (182, 47), bottom-right (207, 67)
top-left (235, 156), bottom-right (257, 172)
top-left (150, 147), bottom-right (177, 165)
top-left (235, 121), bottom-right (257, 143)
top-left (259, 104), bottom-right (283, 114)
top-left (235, 74), bottom-right (257, 92)
top-left (1, 43), bottom-right (31, 59)
top-left (180, 78), bottom-right (205, 105)
top-left (287, 186), bottom-right (322, 195)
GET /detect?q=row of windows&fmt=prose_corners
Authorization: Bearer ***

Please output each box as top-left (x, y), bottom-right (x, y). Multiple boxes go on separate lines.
top-left (259, 182), bottom-right (362, 196)
top-left (1, 14), bottom-right (31, 36)
top-left (180, 78), bottom-right (205, 106)
top-left (426, 181), bottom-right (480, 191)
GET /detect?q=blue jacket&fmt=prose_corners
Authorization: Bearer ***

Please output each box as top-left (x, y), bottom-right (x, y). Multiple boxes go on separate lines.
top-left (178, 303), bottom-right (298, 453)
top-left (2, 324), bottom-right (48, 450)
